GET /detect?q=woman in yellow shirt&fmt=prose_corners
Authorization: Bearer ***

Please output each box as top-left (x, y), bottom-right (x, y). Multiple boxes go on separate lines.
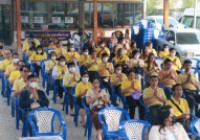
top-left (75, 72), bottom-right (92, 126)
top-left (121, 70), bottom-right (144, 119)
top-left (65, 44), bottom-right (80, 63)
top-left (146, 41), bottom-right (157, 57)
top-left (158, 45), bottom-right (169, 59)
top-left (79, 48), bottom-right (90, 74)
top-left (166, 48), bottom-right (182, 71)
top-left (114, 48), bottom-right (129, 65)
top-left (48, 38), bottom-right (59, 48)
top-left (30, 45), bottom-right (47, 76)
top-left (140, 46), bottom-right (150, 62)
top-left (45, 51), bottom-right (57, 73)
top-left (95, 41), bottom-right (110, 58)
top-left (144, 53), bottom-right (159, 77)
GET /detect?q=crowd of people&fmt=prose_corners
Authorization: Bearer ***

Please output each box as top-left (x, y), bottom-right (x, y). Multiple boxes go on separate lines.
top-left (0, 28), bottom-right (199, 140)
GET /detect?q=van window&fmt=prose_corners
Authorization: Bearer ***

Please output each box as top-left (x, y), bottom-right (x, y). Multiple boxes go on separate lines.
top-left (182, 16), bottom-right (200, 29)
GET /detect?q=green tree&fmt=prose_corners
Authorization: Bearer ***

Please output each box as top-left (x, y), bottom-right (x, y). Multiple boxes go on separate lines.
top-left (147, 0), bottom-right (161, 15)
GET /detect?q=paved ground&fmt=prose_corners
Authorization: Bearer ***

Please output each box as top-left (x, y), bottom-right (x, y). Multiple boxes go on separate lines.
top-left (0, 92), bottom-right (96, 140)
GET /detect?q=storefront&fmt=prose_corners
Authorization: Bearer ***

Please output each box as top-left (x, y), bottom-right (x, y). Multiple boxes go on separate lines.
top-left (11, 0), bottom-right (145, 46)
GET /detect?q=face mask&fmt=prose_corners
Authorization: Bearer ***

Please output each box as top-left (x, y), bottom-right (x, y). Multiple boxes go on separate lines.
top-left (37, 50), bottom-right (42, 54)
top-left (84, 52), bottom-right (89, 55)
top-left (120, 51), bottom-right (125, 55)
top-left (29, 82), bottom-right (37, 88)
top-left (103, 78), bottom-right (109, 82)
top-left (51, 56), bottom-right (56, 61)
top-left (82, 77), bottom-right (89, 83)
top-left (100, 44), bottom-right (105, 48)
top-left (13, 58), bottom-right (19, 64)
top-left (70, 48), bottom-right (75, 52)
top-left (135, 55), bottom-right (140, 60)
top-left (69, 67), bottom-right (76, 72)
top-left (116, 70), bottom-right (122, 74)
top-left (103, 57), bottom-right (109, 62)
top-left (164, 48), bottom-right (169, 51)
top-left (60, 61), bottom-right (65, 66)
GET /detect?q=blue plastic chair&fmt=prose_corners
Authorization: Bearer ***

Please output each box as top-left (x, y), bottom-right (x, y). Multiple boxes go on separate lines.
top-left (22, 53), bottom-right (30, 67)
top-left (190, 118), bottom-right (200, 140)
top-left (82, 97), bottom-right (92, 140)
top-left (119, 119), bottom-right (151, 140)
top-left (139, 96), bottom-right (151, 122)
top-left (40, 59), bottom-right (49, 88)
top-left (28, 107), bottom-right (67, 140)
top-left (98, 107), bottom-right (130, 140)
top-left (1, 73), bottom-right (6, 97)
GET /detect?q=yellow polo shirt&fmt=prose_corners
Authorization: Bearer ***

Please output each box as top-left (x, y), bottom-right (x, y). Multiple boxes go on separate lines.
top-left (110, 73), bottom-right (128, 86)
top-left (79, 55), bottom-right (91, 64)
top-left (63, 72), bottom-right (81, 87)
top-left (29, 52), bottom-right (47, 62)
top-left (114, 55), bottom-right (129, 64)
top-left (0, 59), bottom-right (12, 71)
top-left (45, 60), bottom-right (57, 73)
top-left (13, 78), bottom-right (26, 92)
top-left (177, 73), bottom-right (198, 90)
top-left (150, 48), bottom-right (157, 56)
top-left (22, 39), bottom-right (40, 53)
top-left (95, 47), bottom-right (110, 57)
top-left (159, 51), bottom-right (169, 59)
top-left (143, 87), bottom-right (166, 107)
top-left (86, 57), bottom-right (102, 71)
top-left (121, 79), bottom-right (141, 96)
top-left (75, 81), bottom-right (92, 97)
top-left (98, 62), bottom-right (114, 77)
top-left (165, 98), bottom-right (189, 117)
top-left (8, 70), bottom-right (21, 83)
top-left (55, 65), bottom-right (68, 80)
top-left (166, 55), bottom-right (182, 71)
top-left (5, 64), bottom-right (17, 76)
top-left (65, 52), bottom-right (80, 63)
top-left (54, 48), bottom-right (67, 58)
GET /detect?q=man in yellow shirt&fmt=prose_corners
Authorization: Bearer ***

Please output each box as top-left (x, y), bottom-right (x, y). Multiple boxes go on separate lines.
top-left (63, 62), bottom-right (80, 115)
top-left (158, 59), bottom-right (177, 99)
top-left (143, 72), bottom-right (167, 125)
top-left (5, 53), bottom-right (20, 77)
top-left (75, 72), bottom-right (92, 126)
top-left (95, 41), bottom-right (110, 57)
top-left (114, 48), bottom-right (129, 65)
top-left (0, 50), bottom-right (12, 72)
top-left (98, 53), bottom-right (114, 77)
top-left (177, 59), bottom-right (200, 110)
top-left (166, 48), bottom-right (182, 71)
top-left (52, 56), bottom-right (68, 102)
top-left (8, 60), bottom-right (25, 85)
top-left (121, 70), bottom-right (144, 119)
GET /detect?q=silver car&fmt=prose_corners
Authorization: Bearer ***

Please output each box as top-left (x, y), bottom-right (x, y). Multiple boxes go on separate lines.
top-left (156, 29), bottom-right (200, 62)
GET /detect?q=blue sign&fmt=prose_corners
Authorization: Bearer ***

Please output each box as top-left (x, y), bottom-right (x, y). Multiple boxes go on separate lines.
top-left (25, 31), bottom-right (71, 39)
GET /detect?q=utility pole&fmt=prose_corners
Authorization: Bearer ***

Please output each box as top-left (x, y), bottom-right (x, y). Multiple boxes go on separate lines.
top-left (163, 0), bottom-right (169, 28)
top-left (93, 0), bottom-right (98, 43)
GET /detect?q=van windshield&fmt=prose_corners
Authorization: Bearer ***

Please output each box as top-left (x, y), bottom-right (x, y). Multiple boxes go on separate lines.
top-left (182, 16), bottom-right (200, 29)
top-left (176, 32), bottom-right (200, 45)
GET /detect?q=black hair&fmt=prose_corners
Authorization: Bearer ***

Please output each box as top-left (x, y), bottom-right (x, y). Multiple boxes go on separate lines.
top-left (145, 41), bottom-right (152, 47)
top-left (81, 71), bottom-right (89, 77)
top-left (27, 74), bottom-right (37, 81)
top-left (172, 83), bottom-right (182, 92)
top-left (20, 65), bottom-right (29, 72)
top-left (102, 52), bottom-right (109, 58)
top-left (58, 56), bottom-right (66, 61)
top-left (132, 50), bottom-right (139, 57)
top-left (68, 62), bottom-right (75, 67)
top-left (36, 45), bottom-right (44, 55)
top-left (169, 48), bottom-right (176, 52)
top-left (83, 48), bottom-right (89, 52)
top-left (183, 59), bottom-right (192, 65)
top-left (17, 60), bottom-right (25, 65)
top-left (91, 77), bottom-right (100, 83)
top-left (12, 53), bottom-right (19, 57)
top-left (114, 64), bottom-right (122, 69)
top-left (49, 51), bottom-right (56, 57)
top-left (164, 58), bottom-right (172, 65)
top-left (127, 69), bottom-right (135, 75)
top-left (146, 53), bottom-right (158, 71)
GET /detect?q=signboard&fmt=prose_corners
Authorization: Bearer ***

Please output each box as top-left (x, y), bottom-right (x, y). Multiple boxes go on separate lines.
top-left (34, 17), bottom-right (44, 24)
top-left (65, 17), bottom-right (74, 24)
top-left (52, 17), bottom-right (61, 24)
top-left (25, 31), bottom-right (71, 39)
top-left (21, 16), bottom-right (29, 23)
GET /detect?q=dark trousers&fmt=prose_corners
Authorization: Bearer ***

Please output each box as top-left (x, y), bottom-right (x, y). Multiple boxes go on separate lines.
top-left (32, 63), bottom-right (41, 76)
top-left (55, 79), bottom-right (63, 99)
top-left (66, 87), bottom-right (74, 110)
top-left (184, 90), bottom-right (200, 110)
top-left (126, 96), bottom-right (145, 119)
top-left (149, 105), bottom-right (161, 125)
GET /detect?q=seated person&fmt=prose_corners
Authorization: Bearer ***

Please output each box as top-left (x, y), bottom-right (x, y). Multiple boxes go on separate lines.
top-left (149, 106), bottom-right (190, 140)
top-left (0, 50), bottom-right (12, 72)
top-left (158, 59), bottom-right (177, 99)
top-left (86, 77), bottom-right (110, 140)
top-left (45, 51), bottom-right (57, 73)
top-left (65, 44), bottom-right (80, 63)
top-left (145, 41), bottom-right (157, 57)
top-left (8, 60), bottom-right (25, 85)
top-left (100, 70), bottom-right (113, 97)
top-left (19, 74), bottom-right (49, 111)
top-left (113, 48), bottom-right (129, 65)
top-left (79, 48), bottom-right (90, 75)
top-left (177, 59), bottom-right (200, 110)
top-left (95, 41), bottom-right (110, 58)
top-left (98, 53), bottom-right (114, 77)
top-left (166, 48), bottom-right (181, 71)
top-left (54, 42), bottom-right (67, 58)
top-left (75, 72), bottom-right (92, 127)
top-left (48, 38), bottom-right (59, 48)
top-left (29, 45), bottom-right (47, 76)
top-left (165, 84), bottom-right (190, 130)
top-left (158, 45), bottom-right (169, 59)
top-left (52, 56), bottom-right (68, 102)
top-left (127, 41), bottom-right (137, 57)
top-left (63, 62), bottom-right (80, 115)
top-left (143, 72), bottom-right (167, 125)
top-left (121, 70), bottom-right (145, 119)
top-left (140, 46), bottom-right (150, 62)
top-left (5, 53), bottom-right (20, 77)
top-left (22, 34), bottom-right (40, 54)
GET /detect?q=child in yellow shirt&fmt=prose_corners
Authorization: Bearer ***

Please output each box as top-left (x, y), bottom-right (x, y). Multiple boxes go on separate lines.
top-left (65, 44), bottom-right (80, 63)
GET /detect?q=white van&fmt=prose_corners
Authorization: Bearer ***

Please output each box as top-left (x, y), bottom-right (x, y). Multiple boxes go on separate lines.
top-left (180, 8), bottom-right (200, 29)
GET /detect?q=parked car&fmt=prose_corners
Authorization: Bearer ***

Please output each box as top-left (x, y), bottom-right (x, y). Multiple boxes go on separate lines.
top-left (145, 16), bottom-right (185, 30)
top-left (156, 28), bottom-right (200, 62)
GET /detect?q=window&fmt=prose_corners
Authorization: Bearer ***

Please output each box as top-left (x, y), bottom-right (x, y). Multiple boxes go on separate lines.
top-left (182, 16), bottom-right (200, 29)
top-left (176, 33), bottom-right (200, 45)
top-left (166, 31), bottom-right (175, 42)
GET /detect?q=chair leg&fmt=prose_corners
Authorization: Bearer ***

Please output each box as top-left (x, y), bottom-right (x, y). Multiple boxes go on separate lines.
top-left (74, 105), bottom-right (80, 127)
top-left (16, 104), bottom-right (19, 130)
top-left (88, 118), bottom-right (92, 140)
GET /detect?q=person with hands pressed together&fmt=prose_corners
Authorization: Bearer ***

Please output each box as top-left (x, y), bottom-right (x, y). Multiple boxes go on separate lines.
top-left (159, 59), bottom-right (177, 99)
top-left (63, 62), bottom-right (80, 115)
top-left (86, 77), bottom-right (110, 140)
top-left (19, 74), bottom-right (49, 111)
top-left (79, 48), bottom-right (90, 74)
top-left (75, 72), bottom-right (92, 127)
top-left (5, 53), bottom-right (20, 77)
top-left (95, 41), bottom-right (110, 58)
top-left (177, 59), bottom-right (200, 110)
top-left (0, 50), bottom-right (12, 72)
top-left (65, 44), bottom-right (80, 63)
top-left (143, 72), bottom-right (167, 125)
top-left (45, 51), bottom-right (57, 73)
